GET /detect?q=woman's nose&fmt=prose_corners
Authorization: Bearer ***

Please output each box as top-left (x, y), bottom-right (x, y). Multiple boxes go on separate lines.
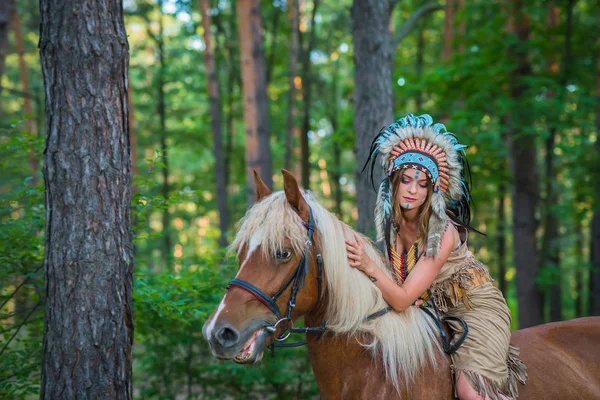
top-left (408, 183), bottom-right (417, 194)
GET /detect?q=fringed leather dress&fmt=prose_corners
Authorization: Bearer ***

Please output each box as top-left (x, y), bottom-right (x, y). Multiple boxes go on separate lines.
top-left (391, 226), bottom-right (527, 399)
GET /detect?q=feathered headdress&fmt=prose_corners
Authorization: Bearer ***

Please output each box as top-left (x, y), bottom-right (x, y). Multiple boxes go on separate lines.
top-left (364, 114), bottom-right (472, 258)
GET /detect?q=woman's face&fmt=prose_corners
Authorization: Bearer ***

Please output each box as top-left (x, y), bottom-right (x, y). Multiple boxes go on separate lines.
top-left (396, 168), bottom-right (429, 210)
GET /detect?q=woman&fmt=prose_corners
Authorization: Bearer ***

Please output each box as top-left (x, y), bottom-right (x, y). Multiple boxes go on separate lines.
top-left (346, 114), bottom-right (527, 400)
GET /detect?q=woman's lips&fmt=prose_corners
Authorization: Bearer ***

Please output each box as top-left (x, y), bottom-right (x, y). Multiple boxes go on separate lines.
top-left (403, 197), bottom-right (417, 202)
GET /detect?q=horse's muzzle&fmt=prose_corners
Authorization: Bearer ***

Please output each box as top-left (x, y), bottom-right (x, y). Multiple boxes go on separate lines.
top-left (203, 319), bottom-right (269, 363)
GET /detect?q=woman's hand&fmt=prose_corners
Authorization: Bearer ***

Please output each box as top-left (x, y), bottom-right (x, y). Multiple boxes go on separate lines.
top-left (345, 234), bottom-right (376, 275)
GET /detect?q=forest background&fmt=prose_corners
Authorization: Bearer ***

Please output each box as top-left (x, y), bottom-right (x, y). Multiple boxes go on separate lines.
top-left (1, 0), bottom-right (600, 398)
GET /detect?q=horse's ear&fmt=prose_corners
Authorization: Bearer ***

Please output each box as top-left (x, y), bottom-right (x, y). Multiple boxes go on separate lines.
top-left (253, 169), bottom-right (272, 202)
top-left (282, 169), bottom-right (309, 221)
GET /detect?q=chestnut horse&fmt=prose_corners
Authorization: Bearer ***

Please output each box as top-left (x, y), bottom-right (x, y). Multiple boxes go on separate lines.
top-left (203, 170), bottom-right (600, 399)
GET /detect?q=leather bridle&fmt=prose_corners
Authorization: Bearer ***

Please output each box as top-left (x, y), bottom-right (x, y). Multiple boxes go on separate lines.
top-left (227, 207), bottom-right (326, 347)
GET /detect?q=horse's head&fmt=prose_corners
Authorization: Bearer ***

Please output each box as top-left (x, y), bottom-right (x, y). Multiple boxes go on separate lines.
top-left (202, 170), bottom-right (324, 363)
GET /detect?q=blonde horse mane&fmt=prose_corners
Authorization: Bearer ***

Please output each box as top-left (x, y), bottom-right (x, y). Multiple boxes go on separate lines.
top-left (229, 191), bottom-right (440, 390)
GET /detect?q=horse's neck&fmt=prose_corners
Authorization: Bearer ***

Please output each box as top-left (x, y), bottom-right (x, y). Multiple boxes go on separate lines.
top-left (303, 310), bottom-right (453, 399)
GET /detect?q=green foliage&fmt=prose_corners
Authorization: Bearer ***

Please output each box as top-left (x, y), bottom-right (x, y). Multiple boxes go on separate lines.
top-left (0, 124), bottom-right (44, 399)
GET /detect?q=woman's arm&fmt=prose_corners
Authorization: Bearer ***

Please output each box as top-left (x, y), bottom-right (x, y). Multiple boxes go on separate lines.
top-left (346, 225), bottom-right (458, 312)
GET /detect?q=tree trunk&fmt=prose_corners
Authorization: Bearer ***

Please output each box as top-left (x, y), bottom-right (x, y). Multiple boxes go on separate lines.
top-left (299, 0), bottom-right (320, 190)
top-left (285, 0), bottom-right (300, 172)
top-left (351, 0), bottom-right (394, 237)
top-left (266, 4), bottom-right (280, 86)
top-left (457, 0), bottom-right (465, 53)
top-left (415, 15), bottom-right (426, 111)
top-left (442, 0), bottom-right (455, 63)
top-left (0, 0), bottom-right (15, 99)
top-left (237, 0), bottom-right (273, 204)
top-left (155, 1), bottom-right (171, 265)
top-left (575, 219), bottom-right (585, 317)
top-left (507, 0), bottom-right (542, 328)
top-left (39, 0), bottom-right (133, 396)
top-left (591, 25), bottom-right (600, 316)
top-left (541, 4), bottom-right (561, 322)
top-left (200, 0), bottom-right (229, 248)
top-left (496, 182), bottom-right (507, 296)
top-left (219, 3), bottom-right (239, 191)
top-left (330, 57), bottom-right (342, 217)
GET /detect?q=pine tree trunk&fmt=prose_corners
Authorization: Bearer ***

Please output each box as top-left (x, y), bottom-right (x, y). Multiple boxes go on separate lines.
top-left (0, 0), bottom-right (15, 99)
top-left (299, 0), bottom-right (320, 190)
top-left (330, 58), bottom-right (342, 217)
top-left (351, 0), bottom-right (394, 237)
top-left (575, 219), bottom-right (585, 317)
top-left (457, 0), bottom-right (465, 53)
top-left (591, 27), bottom-right (600, 316)
top-left (415, 16), bottom-right (426, 111)
top-left (285, 0), bottom-right (300, 172)
top-left (223, 4), bottom-right (239, 191)
top-left (237, 0), bottom-right (273, 204)
top-left (496, 182), bottom-right (507, 296)
top-left (39, 0), bottom-right (133, 396)
top-left (442, 0), bottom-right (455, 63)
top-left (156, 2), bottom-right (172, 266)
top-left (266, 5), bottom-right (280, 86)
top-left (541, 4), bottom-right (561, 322)
top-left (200, 0), bottom-right (229, 248)
top-left (507, 0), bottom-right (543, 328)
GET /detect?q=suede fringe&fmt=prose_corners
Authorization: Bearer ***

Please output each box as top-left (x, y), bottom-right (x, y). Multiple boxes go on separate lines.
top-left (425, 258), bottom-right (492, 313)
top-left (459, 345), bottom-right (527, 399)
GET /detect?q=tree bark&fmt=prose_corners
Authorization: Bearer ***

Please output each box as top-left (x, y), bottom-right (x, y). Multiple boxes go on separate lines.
top-left (591, 22), bottom-right (600, 316)
top-left (299, 0), bottom-right (320, 190)
top-left (156, 2), bottom-right (172, 266)
top-left (541, 4), bottom-right (562, 322)
top-left (39, 0), bottom-right (133, 396)
top-left (457, 0), bottom-right (465, 52)
top-left (507, 0), bottom-right (543, 328)
top-left (442, 0), bottom-right (455, 63)
top-left (496, 182), bottom-right (507, 296)
top-left (217, 3), bottom-right (239, 191)
top-left (285, 0), bottom-right (300, 172)
top-left (415, 15), bottom-right (426, 111)
top-left (575, 219), bottom-right (585, 317)
top-left (330, 57), bottom-right (342, 217)
top-left (266, 4), bottom-right (280, 86)
top-left (200, 0), bottom-right (229, 248)
top-left (351, 0), bottom-right (394, 237)
top-left (0, 0), bottom-right (15, 99)
top-left (237, 0), bottom-right (273, 205)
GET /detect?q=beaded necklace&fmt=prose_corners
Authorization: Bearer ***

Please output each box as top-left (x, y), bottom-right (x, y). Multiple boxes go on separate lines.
top-left (389, 242), bottom-right (419, 285)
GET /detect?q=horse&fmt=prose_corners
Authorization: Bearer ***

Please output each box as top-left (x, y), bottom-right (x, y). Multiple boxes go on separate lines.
top-left (202, 169), bottom-right (600, 399)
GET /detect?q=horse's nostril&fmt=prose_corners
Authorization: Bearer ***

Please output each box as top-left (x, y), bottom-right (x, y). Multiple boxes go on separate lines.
top-left (216, 325), bottom-right (240, 347)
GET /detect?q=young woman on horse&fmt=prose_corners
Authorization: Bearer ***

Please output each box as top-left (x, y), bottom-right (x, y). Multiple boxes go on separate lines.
top-left (345, 114), bottom-right (527, 400)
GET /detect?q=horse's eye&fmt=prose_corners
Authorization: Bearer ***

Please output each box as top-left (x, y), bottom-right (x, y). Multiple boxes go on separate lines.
top-left (274, 248), bottom-right (292, 261)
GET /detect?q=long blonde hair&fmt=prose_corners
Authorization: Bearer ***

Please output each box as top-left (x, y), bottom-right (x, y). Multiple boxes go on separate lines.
top-left (229, 191), bottom-right (440, 390)
top-left (391, 170), bottom-right (434, 251)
